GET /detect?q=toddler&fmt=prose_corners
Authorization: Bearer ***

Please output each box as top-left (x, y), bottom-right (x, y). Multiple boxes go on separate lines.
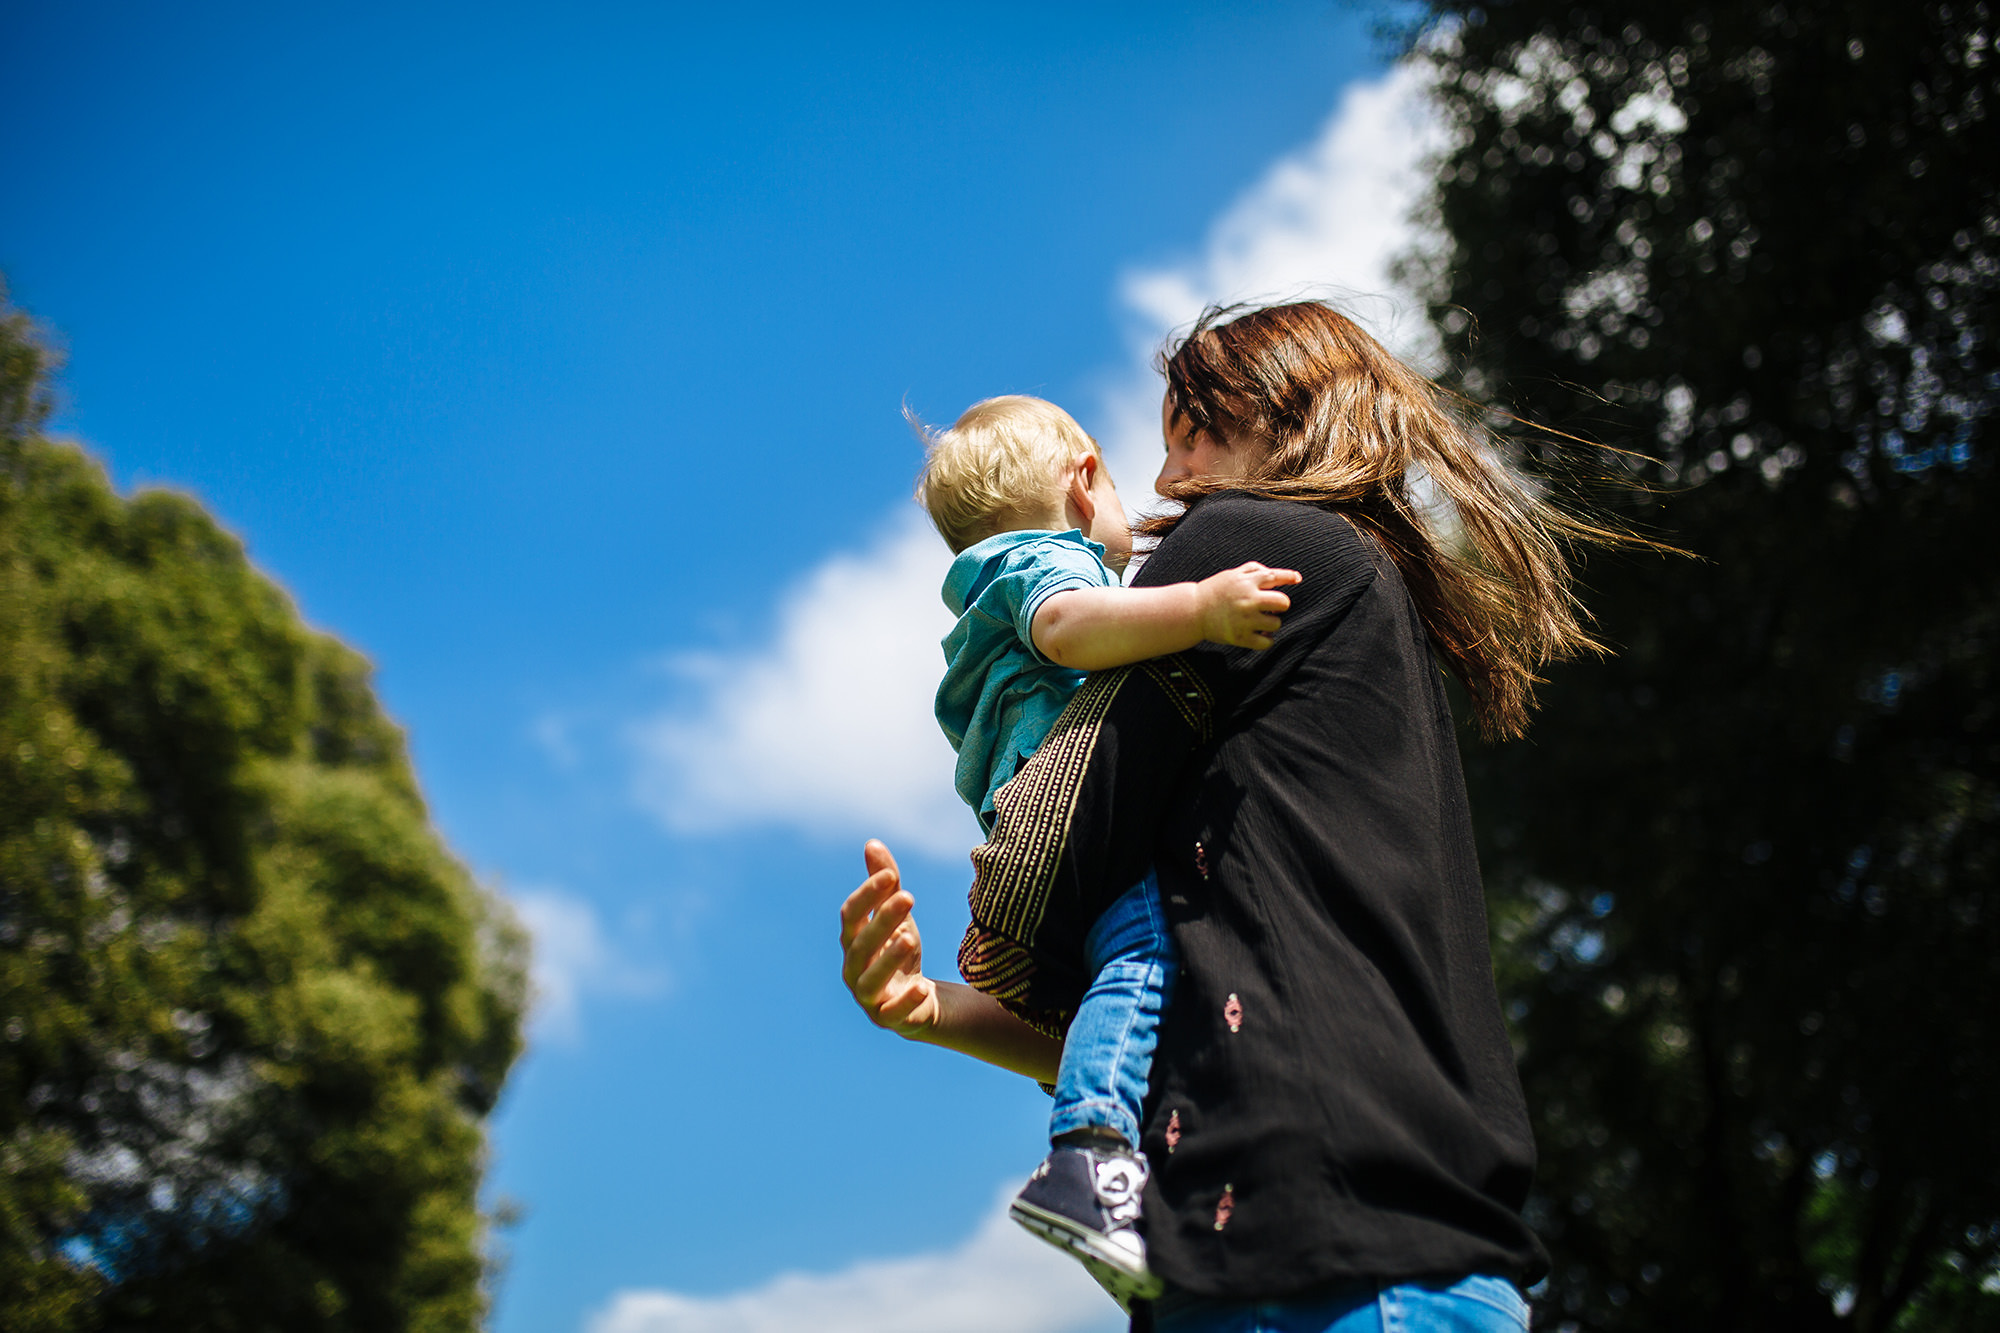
top-left (916, 395), bottom-right (1297, 1303)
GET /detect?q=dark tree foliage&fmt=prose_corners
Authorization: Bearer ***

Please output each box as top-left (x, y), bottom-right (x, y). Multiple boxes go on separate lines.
top-left (1410, 3), bottom-right (2000, 1330)
top-left (0, 289), bottom-right (528, 1332)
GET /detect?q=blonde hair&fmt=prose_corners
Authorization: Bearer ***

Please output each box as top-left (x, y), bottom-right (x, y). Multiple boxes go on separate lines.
top-left (913, 395), bottom-right (1102, 553)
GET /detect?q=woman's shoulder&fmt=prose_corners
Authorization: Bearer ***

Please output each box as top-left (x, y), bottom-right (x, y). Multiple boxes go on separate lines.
top-left (1157, 492), bottom-right (1378, 584)
top-left (1178, 491), bottom-right (1363, 540)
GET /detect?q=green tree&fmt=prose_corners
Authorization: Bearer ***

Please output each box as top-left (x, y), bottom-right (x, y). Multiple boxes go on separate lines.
top-left (0, 288), bottom-right (528, 1332)
top-left (1411, 3), bottom-right (2000, 1329)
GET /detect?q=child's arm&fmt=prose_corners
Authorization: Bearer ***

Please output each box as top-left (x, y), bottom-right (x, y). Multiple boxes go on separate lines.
top-left (1031, 561), bottom-right (1302, 670)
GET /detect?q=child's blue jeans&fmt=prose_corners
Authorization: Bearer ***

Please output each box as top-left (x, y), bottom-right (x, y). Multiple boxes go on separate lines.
top-left (1049, 871), bottom-right (1178, 1147)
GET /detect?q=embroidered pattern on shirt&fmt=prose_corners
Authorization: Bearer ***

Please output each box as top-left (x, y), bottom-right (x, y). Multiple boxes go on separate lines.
top-left (1213, 1184), bottom-right (1235, 1231)
top-left (964, 667), bottom-right (1125, 947)
top-left (1146, 659), bottom-right (1215, 742)
top-left (1164, 1109), bottom-right (1182, 1153)
top-left (1224, 993), bottom-right (1243, 1033)
top-left (957, 654), bottom-right (1213, 1016)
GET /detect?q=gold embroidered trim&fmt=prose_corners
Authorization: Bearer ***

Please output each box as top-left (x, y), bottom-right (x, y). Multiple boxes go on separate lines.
top-left (966, 665), bottom-right (1128, 945)
top-left (957, 926), bottom-right (1036, 1000)
top-left (954, 653), bottom-right (1213, 1015)
top-left (1140, 656), bottom-right (1214, 743)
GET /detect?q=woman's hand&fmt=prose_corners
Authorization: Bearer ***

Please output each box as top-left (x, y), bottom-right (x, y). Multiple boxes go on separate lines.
top-left (839, 840), bottom-right (941, 1040)
top-left (838, 839), bottom-right (1065, 1082)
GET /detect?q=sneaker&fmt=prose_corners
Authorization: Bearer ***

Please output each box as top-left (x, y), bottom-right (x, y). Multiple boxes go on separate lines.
top-left (1008, 1144), bottom-right (1164, 1307)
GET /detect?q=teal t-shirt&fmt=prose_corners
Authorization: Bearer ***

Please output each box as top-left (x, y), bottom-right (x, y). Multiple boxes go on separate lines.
top-left (935, 529), bottom-right (1117, 831)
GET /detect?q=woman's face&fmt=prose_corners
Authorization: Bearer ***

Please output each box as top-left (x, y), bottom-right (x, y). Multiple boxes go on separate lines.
top-left (1157, 392), bottom-right (1251, 496)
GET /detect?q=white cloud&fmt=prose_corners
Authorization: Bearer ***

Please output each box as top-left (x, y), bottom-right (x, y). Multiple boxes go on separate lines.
top-left (586, 1185), bottom-right (1122, 1333)
top-left (513, 888), bottom-right (663, 1044)
top-left (629, 511), bottom-right (979, 860)
top-left (1099, 60), bottom-right (1447, 500)
top-left (627, 61), bottom-right (1441, 859)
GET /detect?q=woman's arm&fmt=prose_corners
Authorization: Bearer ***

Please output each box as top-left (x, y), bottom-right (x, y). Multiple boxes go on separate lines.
top-left (839, 840), bottom-right (1063, 1084)
top-left (1030, 561), bottom-right (1300, 670)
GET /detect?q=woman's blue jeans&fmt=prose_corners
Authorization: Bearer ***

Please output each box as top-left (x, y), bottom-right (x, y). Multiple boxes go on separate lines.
top-left (1153, 1274), bottom-right (1531, 1333)
top-left (1049, 872), bottom-right (1177, 1147)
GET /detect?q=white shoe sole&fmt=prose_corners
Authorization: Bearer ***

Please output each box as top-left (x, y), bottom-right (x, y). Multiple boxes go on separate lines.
top-left (1008, 1198), bottom-right (1165, 1306)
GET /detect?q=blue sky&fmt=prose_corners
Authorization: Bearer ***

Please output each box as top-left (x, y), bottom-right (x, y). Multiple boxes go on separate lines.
top-left (0, 4), bottom-right (1440, 1329)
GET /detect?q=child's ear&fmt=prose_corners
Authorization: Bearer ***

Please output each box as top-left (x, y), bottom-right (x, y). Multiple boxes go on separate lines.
top-left (1066, 452), bottom-right (1101, 523)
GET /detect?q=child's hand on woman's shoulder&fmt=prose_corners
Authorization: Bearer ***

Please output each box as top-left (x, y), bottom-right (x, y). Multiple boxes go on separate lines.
top-left (1196, 561), bottom-right (1302, 650)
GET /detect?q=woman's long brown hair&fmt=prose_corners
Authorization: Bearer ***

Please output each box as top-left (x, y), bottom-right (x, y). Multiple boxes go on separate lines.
top-left (1153, 300), bottom-right (1637, 741)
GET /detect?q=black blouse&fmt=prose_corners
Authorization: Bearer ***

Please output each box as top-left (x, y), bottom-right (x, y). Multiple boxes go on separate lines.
top-left (957, 491), bottom-right (1547, 1303)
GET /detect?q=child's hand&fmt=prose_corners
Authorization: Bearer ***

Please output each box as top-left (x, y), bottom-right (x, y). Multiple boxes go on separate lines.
top-left (1196, 562), bottom-right (1302, 650)
top-left (839, 840), bottom-right (941, 1040)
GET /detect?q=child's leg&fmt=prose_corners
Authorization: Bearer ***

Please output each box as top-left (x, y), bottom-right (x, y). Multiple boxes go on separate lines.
top-left (1049, 870), bottom-right (1178, 1147)
top-left (1012, 871), bottom-right (1177, 1303)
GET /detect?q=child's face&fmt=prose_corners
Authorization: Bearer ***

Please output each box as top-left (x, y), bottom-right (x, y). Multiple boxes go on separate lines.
top-left (1157, 392), bottom-right (1251, 492)
top-left (1083, 458), bottom-right (1134, 572)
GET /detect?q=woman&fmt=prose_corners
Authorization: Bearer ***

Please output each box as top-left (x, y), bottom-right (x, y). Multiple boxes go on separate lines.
top-left (843, 302), bottom-right (1617, 1331)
